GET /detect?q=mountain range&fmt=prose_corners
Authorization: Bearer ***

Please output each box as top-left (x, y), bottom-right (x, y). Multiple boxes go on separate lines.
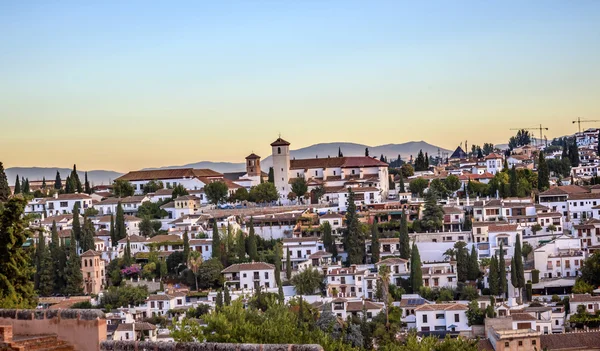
top-left (6, 141), bottom-right (450, 185)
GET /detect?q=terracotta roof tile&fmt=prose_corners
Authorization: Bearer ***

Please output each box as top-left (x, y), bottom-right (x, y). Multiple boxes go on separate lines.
top-left (488, 224), bottom-right (519, 232)
top-left (415, 303), bottom-right (467, 311)
top-left (541, 331), bottom-right (600, 350)
top-left (221, 262), bottom-right (275, 273)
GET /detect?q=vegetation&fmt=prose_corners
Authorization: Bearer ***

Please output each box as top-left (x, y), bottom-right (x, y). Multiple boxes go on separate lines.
top-left (0, 162), bottom-right (10, 201)
top-left (409, 243), bottom-right (422, 293)
top-left (291, 267), bottom-right (324, 295)
top-left (204, 181), bottom-right (229, 205)
top-left (248, 182), bottom-right (279, 203)
top-left (421, 191), bottom-right (444, 232)
top-left (291, 178), bottom-right (308, 203)
top-left (408, 177), bottom-right (428, 197)
top-left (113, 179), bottom-right (135, 197)
top-left (344, 189), bottom-right (365, 265)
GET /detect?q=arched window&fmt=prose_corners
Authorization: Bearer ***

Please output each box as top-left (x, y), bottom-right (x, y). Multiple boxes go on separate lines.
top-left (84, 260), bottom-right (87, 267)
top-left (278, 147), bottom-right (281, 154)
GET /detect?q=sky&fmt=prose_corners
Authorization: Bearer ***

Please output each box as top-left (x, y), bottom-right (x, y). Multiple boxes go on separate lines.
top-left (1, 1), bottom-right (599, 172)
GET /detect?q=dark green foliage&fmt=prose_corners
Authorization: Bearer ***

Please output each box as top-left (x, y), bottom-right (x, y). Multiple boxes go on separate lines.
top-left (22, 178), bottom-right (30, 195)
top-left (72, 202), bottom-right (81, 242)
top-left (248, 182), bottom-right (279, 203)
top-left (70, 164), bottom-right (83, 194)
top-left (110, 214), bottom-right (116, 247)
top-left (489, 255), bottom-right (499, 296)
top-left (408, 177), bottom-right (428, 197)
top-left (114, 202), bottom-right (126, 242)
top-left (399, 211), bottom-right (410, 259)
top-left (230, 187), bottom-right (249, 202)
top-left (204, 181), bottom-right (228, 205)
top-left (421, 191), bottom-right (444, 232)
top-left (188, 258), bottom-right (222, 290)
top-left (63, 231), bottom-right (83, 295)
top-left (166, 251), bottom-right (186, 274)
top-left (537, 151), bottom-right (550, 190)
top-left (113, 179), bottom-right (135, 197)
top-left (0, 162), bottom-right (10, 201)
top-left (246, 218), bottom-right (259, 261)
top-left (101, 285), bottom-right (149, 308)
top-left (122, 238), bottom-right (132, 266)
top-left (274, 243), bottom-right (282, 287)
top-left (466, 300), bottom-right (485, 326)
top-left (508, 129), bottom-right (532, 150)
top-left (37, 238), bottom-right (54, 297)
top-left (84, 172), bottom-right (91, 194)
top-left (498, 243), bottom-right (507, 298)
top-left (291, 267), bottom-right (324, 295)
top-left (398, 173), bottom-right (405, 193)
top-left (509, 165), bottom-right (518, 197)
top-left (50, 221), bottom-right (66, 293)
top-left (139, 217), bottom-right (161, 237)
top-left (268, 167), bottom-right (274, 183)
top-left (14, 175), bottom-right (21, 194)
top-left (344, 189), bottom-right (365, 264)
top-left (142, 180), bottom-right (163, 194)
top-left (514, 234), bottom-right (525, 294)
top-left (183, 230), bottom-right (190, 262)
top-left (370, 223), bottom-right (380, 263)
top-left (216, 290), bottom-right (223, 310)
top-left (321, 221), bottom-right (336, 256)
top-left (212, 222), bottom-right (222, 260)
top-left (409, 243), bottom-right (422, 293)
top-left (579, 252), bottom-right (600, 287)
top-left (569, 140), bottom-right (580, 167)
top-left (286, 248), bottom-right (292, 280)
top-left (54, 171), bottom-right (62, 190)
top-left (224, 287), bottom-right (231, 306)
top-left (81, 217), bottom-right (96, 252)
top-left (291, 178), bottom-right (308, 200)
top-left (468, 245), bottom-right (480, 281)
top-left (338, 147), bottom-right (343, 157)
top-left (414, 150), bottom-right (428, 171)
top-left (455, 242), bottom-right (468, 283)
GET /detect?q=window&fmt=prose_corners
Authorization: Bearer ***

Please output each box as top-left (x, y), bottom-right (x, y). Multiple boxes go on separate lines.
top-left (505, 342), bottom-right (509, 347)
top-left (532, 340), bottom-right (536, 346)
top-left (454, 314), bottom-right (460, 322)
top-left (518, 341), bottom-right (523, 346)
top-left (422, 315), bottom-right (427, 323)
top-left (60, 201), bottom-right (68, 207)
top-left (278, 147), bottom-right (281, 154)
top-left (436, 314), bottom-right (444, 319)
top-left (264, 272), bottom-right (269, 279)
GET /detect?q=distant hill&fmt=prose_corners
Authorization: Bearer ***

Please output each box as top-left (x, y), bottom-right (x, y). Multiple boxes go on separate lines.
top-left (6, 141), bottom-right (450, 185)
top-left (5, 167), bottom-right (122, 186)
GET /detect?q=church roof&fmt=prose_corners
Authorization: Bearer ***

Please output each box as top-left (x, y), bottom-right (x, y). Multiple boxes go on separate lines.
top-left (450, 146), bottom-right (467, 159)
top-left (270, 138), bottom-right (290, 146)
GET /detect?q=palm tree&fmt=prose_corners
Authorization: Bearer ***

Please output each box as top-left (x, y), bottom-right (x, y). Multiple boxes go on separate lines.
top-left (290, 267), bottom-right (324, 295)
top-left (378, 264), bottom-right (391, 328)
top-left (188, 251), bottom-right (203, 291)
top-left (443, 248), bottom-right (456, 261)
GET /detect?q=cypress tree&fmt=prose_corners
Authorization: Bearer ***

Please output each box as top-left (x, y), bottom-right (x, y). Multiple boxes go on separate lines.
top-left (183, 229), bottom-right (190, 262)
top-left (84, 172), bottom-right (91, 194)
top-left (71, 164), bottom-right (83, 193)
top-left (35, 230), bottom-right (46, 290)
top-left (23, 178), bottom-right (30, 195)
top-left (14, 175), bottom-right (21, 194)
top-left (510, 256), bottom-right (517, 295)
top-left (509, 165), bottom-right (518, 197)
top-left (224, 287), bottom-right (231, 306)
top-left (236, 230), bottom-right (246, 261)
top-left (425, 152), bottom-right (429, 169)
top-left (123, 238), bottom-right (132, 266)
top-left (468, 245), bottom-right (479, 281)
top-left (321, 221), bottom-right (334, 254)
top-left (268, 167), bottom-right (274, 183)
top-left (72, 202), bottom-right (81, 243)
top-left (50, 220), bottom-right (66, 293)
top-left (278, 283), bottom-right (285, 304)
top-left (115, 202), bottom-right (126, 242)
top-left (38, 241), bottom-right (54, 297)
top-left (344, 189), bottom-right (364, 264)
top-left (514, 234), bottom-right (525, 296)
top-left (370, 222), bottom-right (380, 264)
top-left (212, 222), bottom-right (222, 260)
top-left (489, 255), bottom-right (499, 296)
top-left (216, 290), bottom-right (223, 310)
top-left (65, 176), bottom-right (72, 194)
top-left (365, 148), bottom-right (369, 157)
top-left (409, 243), bottom-right (422, 293)
top-left (246, 218), bottom-right (258, 261)
top-left (41, 177), bottom-right (46, 189)
top-left (81, 217), bottom-right (96, 252)
top-left (286, 248), bottom-right (292, 280)
top-left (110, 213), bottom-right (116, 247)
top-left (63, 231), bottom-right (83, 295)
top-left (0, 162), bottom-right (10, 201)
top-left (456, 242), bottom-right (468, 283)
top-left (498, 243), bottom-right (507, 298)
top-left (274, 243), bottom-right (282, 286)
top-left (399, 211), bottom-right (411, 260)
top-left (537, 151), bottom-right (550, 190)
top-left (54, 171), bottom-right (62, 190)
top-left (338, 147), bottom-right (343, 157)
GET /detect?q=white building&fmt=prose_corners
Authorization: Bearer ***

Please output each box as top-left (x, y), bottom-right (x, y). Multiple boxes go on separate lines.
top-left (222, 262), bottom-right (276, 291)
top-left (45, 193), bottom-right (93, 217)
top-left (569, 294), bottom-right (600, 317)
top-left (270, 137), bottom-right (389, 204)
top-left (114, 322), bottom-right (157, 342)
top-left (414, 303), bottom-right (470, 333)
top-left (376, 257), bottom-right (409, 286)
top-left (327, 298), bottom-right (384, 321)
top-left (282, 237), bottom-right (325, 270)
top-left (325, 265), bottom-right (376, 300)
top-left (421, 262), bottom-right (458, 289)
top-left (488, 224), bottom-right (521, 258)
top-left (533, 235), bottom-right (584, 279)
top-left (485, 153), bottom-right (504, 175)
top-left (117, 235), bottom-right (149, 256)
top-left (189, 239), bottom-right (213, 261)
top-left (145, 292), bottom-right (188, 317)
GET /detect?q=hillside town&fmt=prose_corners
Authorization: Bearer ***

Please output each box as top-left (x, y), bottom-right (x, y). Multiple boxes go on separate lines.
top-left (2, 129), bottom-right (600, 351)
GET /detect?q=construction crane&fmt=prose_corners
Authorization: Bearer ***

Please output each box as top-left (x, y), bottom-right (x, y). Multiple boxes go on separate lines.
top-left (572, 117), bottom-right (600, 133)
top-left (510, 124), bottom-right (549, 147)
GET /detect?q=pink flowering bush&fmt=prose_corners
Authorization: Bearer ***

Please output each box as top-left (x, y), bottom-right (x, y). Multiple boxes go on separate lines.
top-left (120, 265), bottom-right (141, 277)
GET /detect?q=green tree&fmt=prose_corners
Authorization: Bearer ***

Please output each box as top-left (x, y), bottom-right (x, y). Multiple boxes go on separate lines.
top-left (321, 221), bottom-right (335, 255)
top-left (371, 223), bottom-right (380, 263)
top-left (291, 268), bottom-right (324, 295)
top-left (50, 220), bottom-right (66, 293)
top-left (444, 175), bottom-right (462, 194)
top-left (22, 178), bottom-right (30, 195)
top-left (274, 243), bottom-right (282, 287)
top-left (429, 179), bottom-right (449, 198)
top-left (183, 229), bottom-right (190, 262)
top-left (399, 211), bottom-right (410, 259)
top-left (63, 231), bottom-right (83, 295)
top-left (421, 191), bottom-right (444, 232)
top-left (246, 218), bottom-right (259, 261)
top-left (408, 177), bottom-right (428, 197)
top-left (513, 234), bottom-right (525, 298)
top-left (113, 179), bottom-right (135, 197)
top-left (216, 290), bottom-right (223, 310)
top-left (84, 172), bottom-right (91, 194)
top-left (212, 222), bottom-right (222, 260)
top-left (291, 178), bottom-right (308, 203)
top-left (123, 237), bottom-right (132, 266)
top-left (114, 202), bottom-right (126, 242)
top-left (268, 167), bottom-right (274, 183)
top-left (81, 217), bottom-right (96, 252)
top-left (204, 181), bottom-right (229, 205)
top-left (195, 258), bottom-right (224, 290)
top-left (230, 187), bottom-right (249, 202)
top-left (468, 245), bottom-right (480, 281)
top-left (14, 175), bottom-right (21, 194)
top-left (455, 242), bottom-right (468, 283)
top-left (498, 243), bottom-right (507, 298)
top-left (466, 300), bottom-right (485, 326)
top-left (137, 201), bottom-right (168, 219)
top-left (344, 189), bottom-right (365, 265)
top-left (54, 171), bottom-right (62, 190)
top-left (70, 164), bottom-right (83, 194)
top-left (579, 252), bottom-right (600, 288)
top-left (110, 213), bottom-right (116, 247)
top-left (414, 150), bottom-right (427, 171)
top-left (72, 202), bottom-right (81, 243)
top-left (409, 243), bottom-right (422, 293)
top-left (398, 173), bottom-right (405, 193)
top-left (0, 162), bottom-right (10, 201)
top-left (37, 240), bottom-right (54, 297)
top-left (572, 279), bottom-right (594, 294)
top-left (224, 287), bottom-right (231, 306)
top-left (538, 151), bottom-right (550, 190)
top-left (142, 180), bottom-right (163, 194)
top-left (248, 182), bottom-right (279, 203)
top-left (0, 198), bottom-right (36, 308)
top-left (509, 165), bottom-right (518, 197)
top-left (489, 255), bottom-right (499, 296)
top-left (286, 248), bottom-right (292, 280)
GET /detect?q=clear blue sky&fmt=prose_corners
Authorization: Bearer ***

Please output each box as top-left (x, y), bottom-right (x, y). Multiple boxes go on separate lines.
top-left (1, 1), bottom-right (599, 171)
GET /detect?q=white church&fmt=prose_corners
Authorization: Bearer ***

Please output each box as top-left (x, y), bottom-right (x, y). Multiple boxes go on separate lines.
top-left (271, 137), bottom-right (390, 206)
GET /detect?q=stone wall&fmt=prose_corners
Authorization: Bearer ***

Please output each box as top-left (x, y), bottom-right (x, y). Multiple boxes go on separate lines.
top-left (100, 341), bottom-right (324, 351)
top-left (0, 309), bottom-right (106, 351)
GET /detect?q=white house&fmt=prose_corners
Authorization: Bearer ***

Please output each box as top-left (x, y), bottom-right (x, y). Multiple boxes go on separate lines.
top-left (318, 213), bottom-right (344, 234)
top-left (145, 292), bottom-right (188, 317)
top-left (488, 224), bottom-right (521, 258)
top-left (485, 153), bottom-right (504, 175)
top-left (189, 239), bottom-right (213, 261)
top-left (282, 237), bottom-right (325, 270)
top-left (414, 303), bottom-right (470, 333)
top-left (421, 262), bottom-right (458, 289)
top-left (117, 235), bottom-right (149, 256)
top-left (533, 235), bottom-right (584, 279)
top-left (326, 265), bottom-right (376, 300)
top-left (376, 257), bottom-right (409, 286)
top-left (569, 294), bottom-right (600, 317)
top-left (114, 322), bottom-right (157, 342)
top-left (327, 298), bottom-right (384, 321)
top-left (45, 193), bottom-right (93, 217)
top-left (222, 262), bottom-right (276, 291)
